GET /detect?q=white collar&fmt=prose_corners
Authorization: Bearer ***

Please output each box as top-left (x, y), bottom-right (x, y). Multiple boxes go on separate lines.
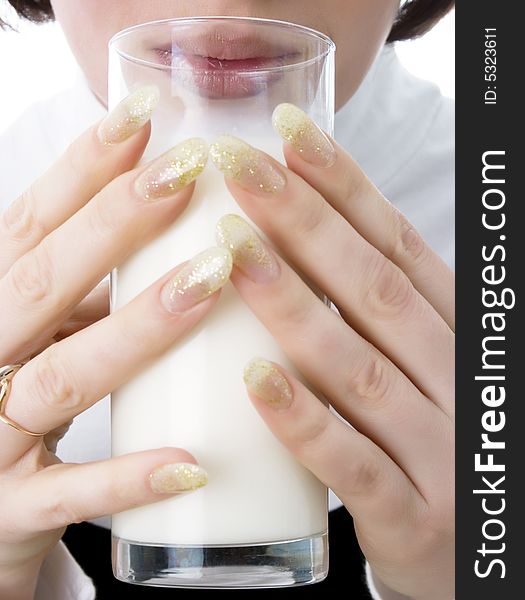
top-left (335, 44), bottom-right (446, 189)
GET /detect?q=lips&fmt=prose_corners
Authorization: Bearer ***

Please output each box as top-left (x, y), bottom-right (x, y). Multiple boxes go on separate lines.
top-left (152, 30), bottom-right (295, 98)
top-left (156, 49), bottom-right (285, 99)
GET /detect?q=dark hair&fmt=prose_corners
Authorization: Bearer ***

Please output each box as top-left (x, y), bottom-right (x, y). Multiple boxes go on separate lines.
top-left (388, 0), bottom-right (454, 42)
top-left (1, 0), bottom-right (53, 27)
top-left (2, 0), bottom-right (454, 42)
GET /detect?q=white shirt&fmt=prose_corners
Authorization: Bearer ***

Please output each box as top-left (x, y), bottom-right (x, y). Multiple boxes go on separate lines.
top-left (1, 44), bottom-right (454, 599)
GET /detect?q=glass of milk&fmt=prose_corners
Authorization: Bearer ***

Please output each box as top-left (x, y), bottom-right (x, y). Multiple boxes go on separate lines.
top-left (108, 16), bottom-right (335, 588)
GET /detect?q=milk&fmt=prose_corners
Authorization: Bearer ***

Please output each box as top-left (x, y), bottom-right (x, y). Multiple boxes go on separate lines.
top-left (110, 132), bottom-right (328, 546)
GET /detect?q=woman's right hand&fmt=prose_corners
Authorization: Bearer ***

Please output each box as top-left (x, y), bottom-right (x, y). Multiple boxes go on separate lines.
top-left (0, 86), bottom-right (229, 598)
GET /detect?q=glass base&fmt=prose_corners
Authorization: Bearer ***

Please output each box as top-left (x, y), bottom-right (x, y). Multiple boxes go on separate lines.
top-left (112, 531), bottom-right (328, 589)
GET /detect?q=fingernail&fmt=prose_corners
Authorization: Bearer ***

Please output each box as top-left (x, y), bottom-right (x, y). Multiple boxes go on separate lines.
top-left (272, 103), bottom-right (336, 168)
top-left (243, 358), bottom-right (293, 409)
top-left (150, 462), bottom-right (208, 494)
top-left (135, 138), bottom-right (208, 201)
top-left (161, 247), bottom-right (233, 313)
top-left (216, 214), bottom-right (280, 284)
top-left (97, 85), bottom-right (160, 145)
top-left (210, 135), bottom-right (286, 194)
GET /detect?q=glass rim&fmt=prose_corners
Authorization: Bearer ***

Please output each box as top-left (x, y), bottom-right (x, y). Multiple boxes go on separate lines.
top-left (108, 16), bottom-right (336, 75)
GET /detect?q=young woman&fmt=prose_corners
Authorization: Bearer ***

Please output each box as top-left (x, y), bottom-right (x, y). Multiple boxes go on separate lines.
top-left (0, 1), bottom-right (455, 598)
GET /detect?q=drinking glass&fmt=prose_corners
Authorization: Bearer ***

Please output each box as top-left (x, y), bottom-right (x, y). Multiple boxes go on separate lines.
top-left (109, 16), bottom-right (335, 588)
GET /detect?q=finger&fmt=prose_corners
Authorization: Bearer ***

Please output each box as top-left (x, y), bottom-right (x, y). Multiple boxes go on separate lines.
top-left (54, 281), bottom-right (109, 342)
top-left (242, 357), bottom-right (426, 533)
top-left (272, 103), bottom-right (455, 330)
top-left (12, 448), bottom-right (208, 533)
top-left (43, 418), bottom-right (74, 455)
top-left (210, 139), bottom-right (454, 407)
top-left (0, 86), bottom-right (159, 277)
top-left (216, 215), bottom-right (453, 494)
top-left (6, 283), bottom-right (109, 360)
top-left (0, 246), bottom-right (232, 468)
top-left (0, 137), bottom-right (208, 365)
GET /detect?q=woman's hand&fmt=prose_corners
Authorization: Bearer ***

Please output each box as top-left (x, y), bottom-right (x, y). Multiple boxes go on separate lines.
top-left (210, 104), bottom-right (454, 600)
top-left (0, 87), bottom-right (226, 597)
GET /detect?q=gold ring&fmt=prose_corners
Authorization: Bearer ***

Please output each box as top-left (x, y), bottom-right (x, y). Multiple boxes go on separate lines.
top-left (0, 364), bottom-right (49, 437)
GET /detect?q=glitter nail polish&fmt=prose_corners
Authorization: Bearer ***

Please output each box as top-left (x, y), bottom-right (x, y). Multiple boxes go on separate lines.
top-left (243, 358), bottom-right (293, 409)
top-left (161, 247), bottom-right (233, 313)
top-left (210, 135), bottom-right (286, 194)
top-left (110, 20), bottom-right (332, 587)
top-left (97, 85), bottom-right (160, 145)
top-left (216, 214), bottom-right (280, 284)
top-left (272, 103), bottom-right (337, 168)
top-left (150, 462), bottom-right (209, 494)
top-left (135, 138), bottom-right (208, 200)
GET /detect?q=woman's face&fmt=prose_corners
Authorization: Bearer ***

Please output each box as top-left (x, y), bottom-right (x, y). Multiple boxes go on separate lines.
top-left (51, 0), bottom-right (399, 110)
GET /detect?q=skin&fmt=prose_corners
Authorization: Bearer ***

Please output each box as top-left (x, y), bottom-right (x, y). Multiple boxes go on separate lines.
top-left (0, 1), bottom-right (454, 599)
top-left (50, 0), bottom-right (400, 110)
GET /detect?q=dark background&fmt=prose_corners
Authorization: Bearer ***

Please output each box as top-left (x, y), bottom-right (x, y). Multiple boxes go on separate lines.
top-left (456, 1), bottom-right (523, 597)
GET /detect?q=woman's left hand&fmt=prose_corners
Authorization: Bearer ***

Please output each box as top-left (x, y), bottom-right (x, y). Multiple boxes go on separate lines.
top-left (210, 103), bottom-right (455, 600)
